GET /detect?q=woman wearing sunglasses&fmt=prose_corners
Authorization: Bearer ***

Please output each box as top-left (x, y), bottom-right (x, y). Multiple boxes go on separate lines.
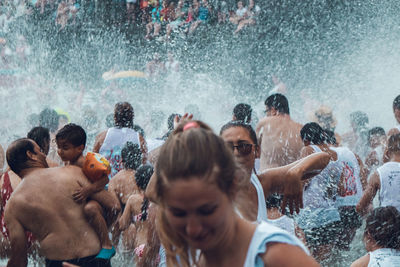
top-left (153, 121), bottom-right (318, 266)
top-left (220, 120), bottom-right (330, 222)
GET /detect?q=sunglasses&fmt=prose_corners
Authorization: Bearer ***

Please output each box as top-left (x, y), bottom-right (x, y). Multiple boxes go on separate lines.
top-left (227, 142), bottom-right (254, 156)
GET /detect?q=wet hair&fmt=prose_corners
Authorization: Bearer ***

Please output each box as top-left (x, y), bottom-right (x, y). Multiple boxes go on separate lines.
top-left (323, 129), bottom-right (337, 145)
top-left (6, 138), bottom-right (36, 176)
top-left (155, 120), bottom-right (239, 267)
top-left (387, 133), bottom-right (400, 153)
top-left (300, 122), bottom-right (325, 145)
top-left (219, 120), bottom-right (257, 145)
top-left (121, 142), bottom-right (142, 170)
top-left (27, 127), bottom-right (50, 155)
top-left (365, 206), bottom-right (400, 249)
top-left (114, 102), bottom-right (134, 128)
top-left (368, 127), bottom-right (386, 145)
top-left (233, 103), bottom-right (252, 123)
top-left (266, 193), bottom-right (283, 209)
top-left (264, 93), bottom-right (289, 115)
top-left (393, 95), bottom-right (400, 110)
top-left (135, 164), bottom-right (154, 221)
top-left (350, 111), bottom-right (369, 128)
top-left (39, 108), bottom-right (59, 133)
top-left (55, 123), bottom-right (87, 147)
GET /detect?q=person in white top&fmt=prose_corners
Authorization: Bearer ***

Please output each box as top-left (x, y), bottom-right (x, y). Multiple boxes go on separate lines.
top-left (351, 206), bottom-right (400, 267)
top-left (151, 121), bottom-right (318, 267)
top-left (357, 133), bottom-right (400, 214)
top-left (93, 102), bottom-right (147, 178)
top-left (387, 95), bottom-right (400, 137)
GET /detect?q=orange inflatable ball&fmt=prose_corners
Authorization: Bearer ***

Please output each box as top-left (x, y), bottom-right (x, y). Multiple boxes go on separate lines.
top-left (83, 152), bottom-right (111, 183)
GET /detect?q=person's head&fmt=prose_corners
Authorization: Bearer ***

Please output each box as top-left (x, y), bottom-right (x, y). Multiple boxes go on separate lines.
top-left (266, 193), bottom-right (283, 210)
top-left (387, 133), bottom-right (400, 155)
top-left (364, 206), bottom-right (400, 251)
top-left (300, 122), bottom-right (325, 146)
top-left (313, 106), bottom-right (337, 132)
top-left (350, 111), bottom-right (369, 131)
top-left (232, 103), bottom-right (252, 123)
top-left (264, 93), bottom-right (289, 116)
top-left (27, 126), bottom-right (50, 155)
top-left (55, 123), bottom-right (86, 162)
top-left (368, 127), bottom-right (386, 148)
top-left (322, 129), bottom-right (337, 146)
top-left (220, 121), bottom-right (259, 173)
top-left (393, 95), bottom-right (400, 124)
top-left (6, 138), bottom-right (48, 176)
top-left (121, 141), bottom-right (142, 170)
top-left (114, 102), bottom-right (134, 128)
top-left (154, 121), bottom-right (240, 266)
top-left (237, 1), bottom-right (243, 8)
top-left (39, 108), bottom-right (59, 133)
top-left (135, 164), bottom-right (154, 191)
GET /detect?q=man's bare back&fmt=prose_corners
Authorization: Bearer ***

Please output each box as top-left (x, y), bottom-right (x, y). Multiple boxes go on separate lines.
top-left (5, 166), bottom-right (100, 261)
top-left (257, 115), bottom-right (303, 170)
top-left (108, 169), bottom-right (139, 206)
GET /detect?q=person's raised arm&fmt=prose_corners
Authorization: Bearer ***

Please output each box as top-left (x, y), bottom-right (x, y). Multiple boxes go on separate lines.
top-left (356, 171), bottom-right (380, 216)
top-left (139, 134), bottom-right (148, 164)
top-left (258, 152), bottom-right (330, 214)
top-left (4, 201), bottom-right (28, 267)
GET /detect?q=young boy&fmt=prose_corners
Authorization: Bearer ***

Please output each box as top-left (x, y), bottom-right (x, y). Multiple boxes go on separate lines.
top-left (365, 127), bottom-right (386, 171)
top-left (56, 123), bottom-right (121, 259)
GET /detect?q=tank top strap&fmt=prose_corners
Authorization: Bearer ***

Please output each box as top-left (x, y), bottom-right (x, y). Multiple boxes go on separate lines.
top-left (250, 172), bottom-right (268, 222)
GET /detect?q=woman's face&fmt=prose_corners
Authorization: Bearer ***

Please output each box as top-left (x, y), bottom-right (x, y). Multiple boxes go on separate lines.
top-left (163, 176), bottom-right (234, 251)
top-left (221, 126), bottom-right (258, 174)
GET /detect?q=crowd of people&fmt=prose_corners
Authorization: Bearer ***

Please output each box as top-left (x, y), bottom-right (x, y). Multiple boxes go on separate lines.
top-left (0, 92), bottom-right (399, 267)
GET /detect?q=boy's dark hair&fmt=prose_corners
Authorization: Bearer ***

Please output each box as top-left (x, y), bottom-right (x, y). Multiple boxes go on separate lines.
top-left (266, 194), bottom-right (283, 209)
top-left (55, 123), bottom-right (87, 147)
top-left (27, 127), bottom-right (50, 154)
top-left (393, 95), bottom-right (400, 110)
top-left (135, 164), bottom-right (154, 222)
top-left (300, 122), bottom-right (325, 145)
top-left (114, 102), bottom-right (134, 128)
top-left (323, 129), bottom-right (337, 145)
top-left (39, 108), bottom-right (59, 133)
top-left (264, 93), bottom-right (289, 115)
top-left (365, 206), bottom-right (400, 249)
top-left (6, 138), bottom-right (36, 176)
top-left (121, 142), bottom-right (142, 170)
top-left (233, 103), bottom-right (252, 123)
top-left (219, 120), bottom-right (257, 145)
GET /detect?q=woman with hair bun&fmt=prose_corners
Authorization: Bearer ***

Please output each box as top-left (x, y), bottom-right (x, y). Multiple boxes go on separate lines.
top-left (351, 206), bottom-right (400, 267)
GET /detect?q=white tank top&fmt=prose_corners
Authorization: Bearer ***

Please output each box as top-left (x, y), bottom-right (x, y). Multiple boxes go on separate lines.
top-left (267, 215), bottom-right (296, 236)
top-left (303, 145), bottom-right (341, 209)
top-left (250, 172), bottom-right (268, 222)
top-left (99, 127), bottom-right (140, 177)
top-left (377, 162), bottom-right (400, 212)
top-left (368, 248), bottom-right (400, 267)
top-left (331, 146), bottom-right (363, 207)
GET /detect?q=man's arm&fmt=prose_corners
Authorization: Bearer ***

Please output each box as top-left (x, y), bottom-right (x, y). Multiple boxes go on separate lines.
top-left (356, 154), bottom-right (368, 190)
top-left (356, 171), bottom-right (380, 215)
top-left (258, 152), bottom-right (330, 214)
top-left (4, 200), bottom-right (28, 267)
top-left (92, 131), bottom-right (107, 153)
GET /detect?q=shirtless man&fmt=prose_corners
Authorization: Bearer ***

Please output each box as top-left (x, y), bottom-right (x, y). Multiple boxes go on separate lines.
top-left (4, 138), bottom-right (110, 267)
top-left (256, 93), bottom-right (303, 170)
top-left (387, 95), bottom-right (400, 137)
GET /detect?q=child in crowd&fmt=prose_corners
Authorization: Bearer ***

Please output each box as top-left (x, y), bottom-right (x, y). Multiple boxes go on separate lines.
top-left (351, 206), bottom-right (400, 267)
top-left (365, 127), bottom-right (386, 171)
top-left (266, 194), bottom-right (307, 245)
top-left (56, 123), bottom-right (121, 260)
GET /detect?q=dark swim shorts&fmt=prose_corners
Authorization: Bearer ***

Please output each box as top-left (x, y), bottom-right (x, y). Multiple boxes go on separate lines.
top-left (45, 254), bottom-right (111, 267)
